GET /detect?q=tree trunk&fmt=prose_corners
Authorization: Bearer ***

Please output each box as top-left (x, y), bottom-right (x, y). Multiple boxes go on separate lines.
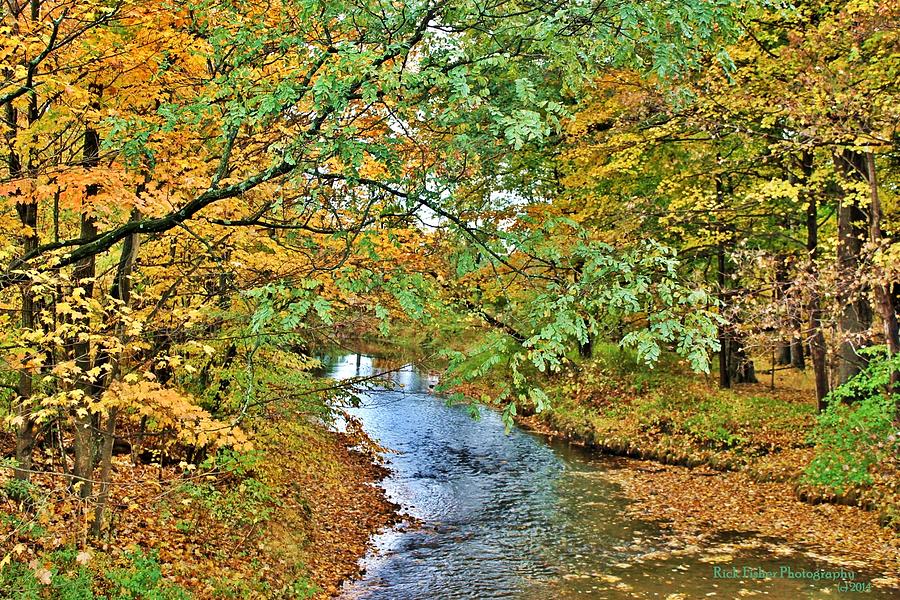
top-left (92, 210), bottom-right (140, 538)
top-left (71, 214), bottom-right (97, 499)
top-left (776, 344), bottom-right (792, 366)
top-left (864, 152), bottom-right (899, 355)
top-left (779, 253), bottom-right (806, 370)
top-left (6, 97), bottom-right (38, 480)
top-left (728, 334), bottom-right (757, 384)
top-left (863, 153), bottom-right (900, 402)
top-left (790, 336), bottom-right (806, 370)
top-left (834, 150), bottom-right (873, 387)
top-left (15, 202), bottom-right (38, 480)
top-left (715, 172), bottom-right (733, 389)
top-left (773, 254), bottom-right (793, 366)
top-left (578, 336), bottom-right (593, 360)
top-left (717, 242), bottom-right (731, 389)
top-left (572, 257), bottom-right (592, 360)
top-left (71, 84), bottom-right (103, 499)
top-left (800, 152), bottom-right (829, 410)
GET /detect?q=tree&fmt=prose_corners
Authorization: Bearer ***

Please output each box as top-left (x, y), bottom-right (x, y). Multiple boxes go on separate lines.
top-left (1, 0), bottom-right (751, 538)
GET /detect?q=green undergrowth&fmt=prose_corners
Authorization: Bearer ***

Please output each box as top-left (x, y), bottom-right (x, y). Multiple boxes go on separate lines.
top-left (0, 548), bottom-right (190, 600)
top-left (801, 348), bottom-right (900, 528)
top-left (531, 346), bottom-right (816, 473)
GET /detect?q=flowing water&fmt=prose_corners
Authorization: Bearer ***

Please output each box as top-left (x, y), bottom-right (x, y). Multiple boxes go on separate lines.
top-left (323, 353), bottom-right (895, 600)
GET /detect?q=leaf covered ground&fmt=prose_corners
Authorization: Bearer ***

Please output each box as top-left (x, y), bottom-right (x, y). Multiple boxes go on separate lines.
top-left (599, 457), bottom-right (900, 588)
top-left (0, 416), bottom-right (398, 598)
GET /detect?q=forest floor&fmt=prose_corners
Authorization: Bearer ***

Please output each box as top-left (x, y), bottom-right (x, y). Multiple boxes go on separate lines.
top-left (0, 416), bottom-right (398, 598)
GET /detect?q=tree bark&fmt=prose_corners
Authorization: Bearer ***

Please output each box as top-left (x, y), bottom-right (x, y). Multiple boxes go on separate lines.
top-left (790, 336), bottom-right (806, 370)
top-left (773, 254), bottom-right (796, 366)
top-left (834, 150), bottom-right (873, 387)
top-left (728, 334), bottom-right (757, 384)
top-left (6, 97), bottom-right (38, 479)
top-left (71, 84), bottom-right (103, 499)
top-left (800, 151), bottom-right (829, 410)
top-left (14, 201), bottom-right (38, 481)
top-left (716, 174), bottom-right (731, 388)
top-left (92, 212), bottom-right (140, 538)
top-left (578, 337), bottom-right (593, 360)
top-left (572, 257), bottom-right (593, 360)
top-left (776, 344), bottom-right (792, 366)
top-left (863, 152), bottom-right (900, 395)
top-left (71, 213), bottom-right (97, 499)
top-left (714, 175), bottom-right (746, 387)
top-left (717, 242), bottom-right (731, 389)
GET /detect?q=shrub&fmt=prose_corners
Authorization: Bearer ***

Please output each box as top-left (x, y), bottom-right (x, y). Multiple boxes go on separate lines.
top-left (104, 550), bottom-right (190, 600)
top-left (0, 548), bottom-right (187, 600)
top-left (179, 449), bottom-right (277, 528)
top-left (804, 346), bottom-right (900, 493)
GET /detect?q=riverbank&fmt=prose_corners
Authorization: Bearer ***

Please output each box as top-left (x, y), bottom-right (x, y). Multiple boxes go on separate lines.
top-left (0, 416), bottom-right (398, 598)
top-left (446, 347), bottom-right (900, 583)
top-left (243, 419), bottom-right (400, 598)
top-left (595, 456), bottom-right (900, 587)
top-left (531, 354), bottom-right (894, 512)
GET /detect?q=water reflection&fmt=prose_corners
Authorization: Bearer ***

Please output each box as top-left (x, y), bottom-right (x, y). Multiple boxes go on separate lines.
top-left (326, 354), bottom-right (895, 599)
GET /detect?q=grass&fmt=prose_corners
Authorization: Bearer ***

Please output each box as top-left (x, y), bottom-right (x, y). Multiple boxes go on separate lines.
top-left (477, 343), bottom-right (822, 478)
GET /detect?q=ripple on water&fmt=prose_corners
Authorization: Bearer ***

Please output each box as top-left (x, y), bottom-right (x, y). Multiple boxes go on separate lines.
top-left (327, 354), bottom-right (898, 600)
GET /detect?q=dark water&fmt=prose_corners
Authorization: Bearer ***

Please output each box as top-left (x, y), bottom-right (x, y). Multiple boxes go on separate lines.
top-left (323, 354), bottom-right (896, 600)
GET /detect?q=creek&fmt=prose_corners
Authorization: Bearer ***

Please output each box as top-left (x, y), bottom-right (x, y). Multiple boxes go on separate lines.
top-left (323, 353), bottom-right (892, 600)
